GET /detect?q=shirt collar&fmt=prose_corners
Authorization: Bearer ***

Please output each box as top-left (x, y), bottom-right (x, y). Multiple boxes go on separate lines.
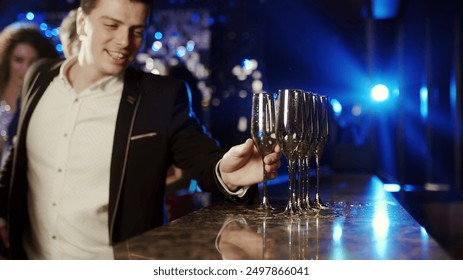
top-left (58, 56), bottom-right (125, 92)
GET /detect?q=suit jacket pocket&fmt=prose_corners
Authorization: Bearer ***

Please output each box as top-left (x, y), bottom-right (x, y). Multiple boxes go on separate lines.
top-left (128, 131), bottom-right (165, 166)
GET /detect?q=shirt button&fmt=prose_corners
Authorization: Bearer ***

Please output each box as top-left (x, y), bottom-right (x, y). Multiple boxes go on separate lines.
top-left (52, 202), bottom-right (57, 207)
top-left (52, 236), bottom-right (56, 240)
top-left (64, 133), bottom-right (68, 137)
top-left (58, 168), bottom-right (62, 173)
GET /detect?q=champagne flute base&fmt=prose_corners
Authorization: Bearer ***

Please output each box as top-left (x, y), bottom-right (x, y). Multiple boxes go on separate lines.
top-left (313, 194), bottom-right (329, 209)
top-left (257, 202), bottom-right (275, 211)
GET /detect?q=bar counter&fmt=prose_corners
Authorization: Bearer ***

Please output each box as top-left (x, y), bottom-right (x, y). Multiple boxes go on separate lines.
top-left (113, 174), bottom-right (451, 260)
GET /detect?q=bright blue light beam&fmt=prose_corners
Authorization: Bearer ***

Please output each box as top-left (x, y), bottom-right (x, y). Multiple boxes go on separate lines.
top-left (371, 84), bottom-right (390, 102)
top-left (331, 98), bottom-right (342, 117)
top-left (420, 86), bottom-right (428, 120)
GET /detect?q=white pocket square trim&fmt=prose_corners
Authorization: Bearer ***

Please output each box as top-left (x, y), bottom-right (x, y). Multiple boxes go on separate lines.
top-left (130, 132), bottom-right (158, 141)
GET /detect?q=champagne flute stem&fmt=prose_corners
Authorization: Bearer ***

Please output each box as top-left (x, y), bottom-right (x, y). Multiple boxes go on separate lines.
top-left (261, 219), bottom-right (266, 259)
top-left (297, 158), bottom-right (303, 210)
top-left (316, 154), bottom-right (319, 200)
top-left (303, 157), bottom-right (311, 209)
top-left (314, 153), bottom-right (322, 208)
top-left (291, 159), bottom-right (298, 212)
top-left (261, 159), bottom-right (273, 209)
top-left (284, 159), bottom-right (296, 215)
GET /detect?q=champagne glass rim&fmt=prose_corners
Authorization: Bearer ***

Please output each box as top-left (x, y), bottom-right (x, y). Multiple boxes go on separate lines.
top-left (278, 88), bottom-right (305, 92)
top-left (253, 91), bottom-right (274, 94)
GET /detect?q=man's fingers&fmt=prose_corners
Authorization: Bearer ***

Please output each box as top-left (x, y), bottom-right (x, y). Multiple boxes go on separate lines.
top-left (263, 152), bottom-right (281, 166)
top-left (228, 139), bottom-right (254, 157)
top-left (266, 171), bottom-right (278, 179)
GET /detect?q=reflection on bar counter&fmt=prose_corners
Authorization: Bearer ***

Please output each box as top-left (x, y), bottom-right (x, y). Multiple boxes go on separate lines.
top-left (113, 174), bottom-right (451, 260)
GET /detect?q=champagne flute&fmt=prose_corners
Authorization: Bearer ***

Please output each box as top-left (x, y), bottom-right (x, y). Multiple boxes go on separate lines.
top-left (300, 91), bottom-right (318, 211)
top-left (276, 89), bottom-right (305, 215)
top-left (250, 92), bottom-right (277, 210)
top-left (313, 95), bottom-right (330, 209)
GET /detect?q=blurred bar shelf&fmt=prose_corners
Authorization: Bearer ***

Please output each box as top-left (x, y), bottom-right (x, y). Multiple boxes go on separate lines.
top-left (114, 174), bottom-right (451, 260)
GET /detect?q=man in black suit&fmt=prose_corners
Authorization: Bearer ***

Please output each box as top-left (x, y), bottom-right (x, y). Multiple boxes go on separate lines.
top-left (0, 0), bottom-right (281, 259)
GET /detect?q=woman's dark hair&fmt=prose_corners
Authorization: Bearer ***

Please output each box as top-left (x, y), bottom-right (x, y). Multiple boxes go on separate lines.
top-left (0, 22), bottom-right (59, 93)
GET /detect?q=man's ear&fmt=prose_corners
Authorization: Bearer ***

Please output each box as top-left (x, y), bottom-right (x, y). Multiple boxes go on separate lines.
top-left (76, 7), bottom-right (86, 39)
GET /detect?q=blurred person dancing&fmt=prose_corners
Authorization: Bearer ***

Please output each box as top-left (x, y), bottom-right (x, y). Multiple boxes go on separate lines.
top-left (59, 9), bottom-right (81, 58)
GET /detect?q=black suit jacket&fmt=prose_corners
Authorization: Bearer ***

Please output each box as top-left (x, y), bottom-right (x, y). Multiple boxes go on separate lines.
top-left (0, 59), bottom-right (256, 259)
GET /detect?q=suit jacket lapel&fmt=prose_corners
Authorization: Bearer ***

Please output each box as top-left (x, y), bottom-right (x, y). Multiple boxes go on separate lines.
top-left (108, 67), bottom-right (142, 241)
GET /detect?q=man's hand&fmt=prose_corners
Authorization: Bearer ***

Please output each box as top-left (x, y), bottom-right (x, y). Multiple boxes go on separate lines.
top-left (219, 138), bottom-right (281, 191)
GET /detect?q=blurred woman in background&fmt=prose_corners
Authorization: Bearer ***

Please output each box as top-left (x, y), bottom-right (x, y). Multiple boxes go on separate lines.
top-left (59, 9), bottom-right (80, 58)
top-left (0, 22), bottom-right (59, 164)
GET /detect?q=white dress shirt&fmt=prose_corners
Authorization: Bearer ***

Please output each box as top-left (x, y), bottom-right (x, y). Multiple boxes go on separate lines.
top-left (24, 57), bottom-right (123, 259)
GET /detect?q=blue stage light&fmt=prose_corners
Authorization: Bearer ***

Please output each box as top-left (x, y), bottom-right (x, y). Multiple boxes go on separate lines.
top-left (154, 31), bottom-right (163, 40)
top-left (51, 28), bottom-right (59, 36)
top-left (371, 84), bottom-right (389, 102)
top-left (39, 23), bottom-right (48, 31)
top-left (191, 12), bottom-right (200, 23)
top-left (176, 46), bottom-right (187, 58)
top-left (186, 40), bottom-right (195, 52)
top-left (331, 98), bottom-right (342, 117)
top-left (241, 59), bottom-right (253, 70)
top-left (384, 184), bottom-right (401, 192)
top-left (208, 17), bottom-right (215, 25)
top-left (151, 41), bottom-right (162, 52)
top-left (44, 30), bottom-right (52, 38)
top-left (26, 12), bottom-right (35, 21)
top-left (420, 86), bottom-right (428, 120)
top-left (371, 0), bottom-right (401, 19)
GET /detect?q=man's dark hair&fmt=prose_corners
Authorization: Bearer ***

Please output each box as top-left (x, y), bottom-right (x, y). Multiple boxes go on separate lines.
top-left (80, 0), bottom-right (152, 15)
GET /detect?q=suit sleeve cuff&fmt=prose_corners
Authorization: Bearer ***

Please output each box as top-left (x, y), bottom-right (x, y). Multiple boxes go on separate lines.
top-left (215, 160), bottom-right (250, 198)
